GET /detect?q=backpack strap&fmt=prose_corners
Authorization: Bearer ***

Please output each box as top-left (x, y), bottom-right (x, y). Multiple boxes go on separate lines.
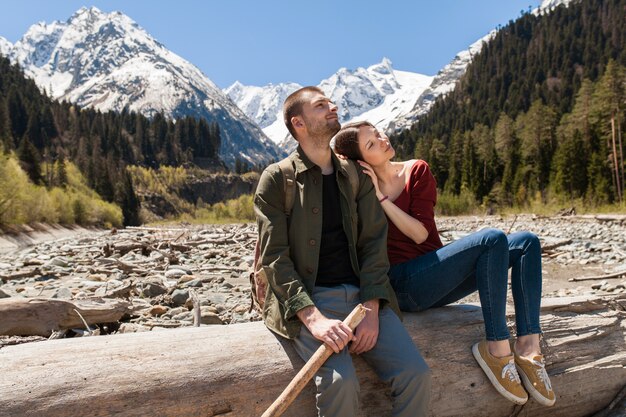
top-left (249, 157), bottom-right (295, 313)
top-left (277, 158), bottom-right (296, 216)
top-left (339, 158), bottom-right (360, 199)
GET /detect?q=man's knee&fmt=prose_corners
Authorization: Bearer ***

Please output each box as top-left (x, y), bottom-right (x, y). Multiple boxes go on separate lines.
top-left (316, 359), bottom-right (360, 413)
top-left (404, 353), bottom-right (432, 385)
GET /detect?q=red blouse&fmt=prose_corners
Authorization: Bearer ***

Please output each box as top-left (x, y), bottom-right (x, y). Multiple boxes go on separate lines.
top-left (387, 160), bottom-right (443, 265)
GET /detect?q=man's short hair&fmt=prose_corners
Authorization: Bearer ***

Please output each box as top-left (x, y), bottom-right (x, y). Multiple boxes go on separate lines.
top-left (283, 86), bottom-right (325, 140)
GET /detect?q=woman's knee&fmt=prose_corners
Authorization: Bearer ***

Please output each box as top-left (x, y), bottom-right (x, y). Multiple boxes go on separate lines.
top-left (509, 231), bottom-right (541, 253)
top-left (480, 228), bottom-right (508, 249)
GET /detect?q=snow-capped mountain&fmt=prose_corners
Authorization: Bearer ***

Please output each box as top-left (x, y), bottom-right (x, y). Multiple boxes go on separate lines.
top-left (0, 36), bottom-right (11, 56)
top-left (226, 58), bottom-right (433, 151)
top-left (394, 0), bottom-right (574, 130)
top-left (392, 31), bottom-right (496, 131)
top-left (228, 0), bottom-right (575, 142)
top-left (4, 7), bottom-right (283, 167)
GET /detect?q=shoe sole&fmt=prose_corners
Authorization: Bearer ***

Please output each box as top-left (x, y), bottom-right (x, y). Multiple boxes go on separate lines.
top-left (472, 343), bottom-right (528, 405)
top-left (516, 365), bottom-right (556, 406)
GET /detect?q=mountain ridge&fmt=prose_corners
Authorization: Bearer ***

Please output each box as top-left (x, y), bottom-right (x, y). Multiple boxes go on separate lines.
top-left (4, 7), bottom-right (284, 168)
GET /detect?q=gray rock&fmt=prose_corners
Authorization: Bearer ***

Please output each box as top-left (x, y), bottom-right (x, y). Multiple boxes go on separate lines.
top-left (183, 279), bottom-right (203, 288)
top-left (165, 269), bottom-right (187, 279)
top-left (0, 289), bottom-right (11, 298)
top-left (52, 287), bottom-right (72, 299)
top-left (142, 282), bottom-right (167, 297)
top-left (168, 265), bottom-right (192, 274)
top-left (171, 289), bottom-right (190, 306)
top-left (172, 312), bottom-right (193, 321)
top-left (46, 257), bottom-right (70, 268)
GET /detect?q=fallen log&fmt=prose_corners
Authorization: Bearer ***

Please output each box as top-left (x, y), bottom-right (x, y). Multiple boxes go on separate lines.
top-left (0, 297), bottom-right (131, 337)
top-left (568, 270), bottom-right (626, 282)
top-left (542, 238), bottom-right (573, 252)
top-left (0, 295), bottom-right (624, 417)
top-left (0, 267), bottom-right (41, 283)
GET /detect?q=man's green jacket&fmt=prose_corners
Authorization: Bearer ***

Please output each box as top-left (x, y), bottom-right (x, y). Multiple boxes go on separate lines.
top-left (254, 146), bottom-right (401, 339)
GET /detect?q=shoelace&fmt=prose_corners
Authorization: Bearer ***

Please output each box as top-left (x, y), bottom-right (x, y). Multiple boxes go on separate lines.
top-left (531, 358), bottom-right (553, 391)
top-left (502, 359), bottom-right (521, 383)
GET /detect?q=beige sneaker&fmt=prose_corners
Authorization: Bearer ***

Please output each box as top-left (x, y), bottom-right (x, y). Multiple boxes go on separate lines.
top-left (515, 353), bottom-right (556, 406)
top-left (472, 341), bottom-right (528, 405)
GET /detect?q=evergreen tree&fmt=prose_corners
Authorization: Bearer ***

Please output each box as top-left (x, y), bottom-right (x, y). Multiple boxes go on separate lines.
top-left (17, 138), bottom-right (43, 184)
top-left (116, 170), bottom-right (141, 226)
top-left (515, 100), bottom-right (557, 200)
top-left (6, 87), bottom-right (28, 146)
top-left (0, 100), bottom-right (10, 151)
top-left (590, 59), bottom-right (625, 202)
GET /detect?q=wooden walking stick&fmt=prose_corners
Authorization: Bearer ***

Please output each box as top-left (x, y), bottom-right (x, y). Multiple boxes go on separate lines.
top-left (261, 304), bottom-right (369, 417)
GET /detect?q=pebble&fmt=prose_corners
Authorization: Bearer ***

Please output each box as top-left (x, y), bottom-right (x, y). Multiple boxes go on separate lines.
top-left (200, 309), bottom-right (223, 325)
top-left (141, 282), bottom-right (167, 298)
top-left (171, 289), bottom-right (190, 306)
top-left (150, 305), bottom-right (168, 316)
top-left (164, 269), bottom-right (187, 279)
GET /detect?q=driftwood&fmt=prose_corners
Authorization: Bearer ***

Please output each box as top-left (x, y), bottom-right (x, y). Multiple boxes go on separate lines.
top-left (568, 270), bottom-right (626, 282)
top-left (0, 297), bottom-right (131, 337)
top-left (0, 295), bottom-right (624, 417)
top-left (0, 267), bottom-right (41, 283)
top-left (542, 239), bottom-right (573, 252)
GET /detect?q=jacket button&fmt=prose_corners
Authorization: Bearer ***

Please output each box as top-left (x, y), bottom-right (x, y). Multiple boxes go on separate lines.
top-left (312, 207), bottom-right (319, 214)
top-left (306, 267), bottom-right (314, 274)
top-left (309, 239), bottom-right (316, 246)
top-left (313, 179), bottom-right (318, 185)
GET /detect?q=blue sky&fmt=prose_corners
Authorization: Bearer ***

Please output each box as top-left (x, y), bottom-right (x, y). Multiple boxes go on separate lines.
top-left (0, 0), bottom-right (541, 88)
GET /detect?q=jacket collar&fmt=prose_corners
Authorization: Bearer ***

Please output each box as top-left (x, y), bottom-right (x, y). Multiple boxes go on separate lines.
top-left (292, 145), bottom-right (351, 179)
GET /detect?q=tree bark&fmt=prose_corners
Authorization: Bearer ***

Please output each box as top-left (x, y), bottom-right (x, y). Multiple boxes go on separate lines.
top-left (0, 295), bottom-right (624, 417)
top-left (0, 298), bottom-right (131, 337)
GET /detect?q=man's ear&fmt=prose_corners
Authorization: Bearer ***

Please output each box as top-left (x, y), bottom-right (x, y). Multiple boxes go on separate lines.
top-left (291, 116), bottom-right (304, 130)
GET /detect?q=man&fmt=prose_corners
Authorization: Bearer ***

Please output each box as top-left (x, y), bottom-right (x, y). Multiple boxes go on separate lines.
top-left (254, 86), bottom-right (431, 417)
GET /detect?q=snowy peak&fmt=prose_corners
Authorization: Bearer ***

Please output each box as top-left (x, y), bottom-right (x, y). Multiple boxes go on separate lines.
top-left (536, 0), bottom-right (574, 14)
top-left (0, 36), bottom-right (11, 56)
top-left (5, 7), bottom-right (283, 167)
top-left (226, 58), bottom-right (433, 152)
top-left (11, 6), bottom-right (179, 98)
top-left (225, 81), bottom-right (302, 129)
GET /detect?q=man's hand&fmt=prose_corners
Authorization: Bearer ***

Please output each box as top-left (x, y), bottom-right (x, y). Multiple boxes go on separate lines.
top-left (350, 299), bottom-right (380, 355)
top-left (297, 306), bottom-right (355, 353)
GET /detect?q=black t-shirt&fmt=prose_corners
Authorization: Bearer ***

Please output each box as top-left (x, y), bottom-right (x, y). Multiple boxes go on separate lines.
top-left (315, 173), bottom-right (359, 287)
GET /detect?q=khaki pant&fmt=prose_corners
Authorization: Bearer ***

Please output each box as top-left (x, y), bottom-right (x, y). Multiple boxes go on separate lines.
top-left (293, 284), bottom-right (431, 417)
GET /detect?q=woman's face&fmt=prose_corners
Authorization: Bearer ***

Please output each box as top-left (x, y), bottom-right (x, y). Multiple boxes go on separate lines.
top-left (357, 125), bottom-right (395, 165)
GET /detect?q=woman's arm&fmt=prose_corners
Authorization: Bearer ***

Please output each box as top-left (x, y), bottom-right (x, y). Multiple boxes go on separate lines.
top-left (358, 161), bottom-right (430, 245)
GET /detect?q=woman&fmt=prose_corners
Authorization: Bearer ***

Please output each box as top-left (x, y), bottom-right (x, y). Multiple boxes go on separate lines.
top-left (333, 121), bottom-right (555, 407)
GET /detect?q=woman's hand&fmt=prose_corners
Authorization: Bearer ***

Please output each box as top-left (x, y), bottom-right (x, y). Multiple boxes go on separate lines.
top-left (357, 160), bottom-right (383, 199)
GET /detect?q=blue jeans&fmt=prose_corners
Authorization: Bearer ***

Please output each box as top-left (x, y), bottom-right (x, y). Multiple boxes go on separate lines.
top-left (388, 228), bottom-right (543, 341)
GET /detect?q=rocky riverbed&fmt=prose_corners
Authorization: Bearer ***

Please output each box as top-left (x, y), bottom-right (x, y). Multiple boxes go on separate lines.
top-left (1, 214), bottom-right (625, 346)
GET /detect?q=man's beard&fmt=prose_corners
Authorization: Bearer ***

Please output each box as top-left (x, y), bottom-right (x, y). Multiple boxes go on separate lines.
top-left (304, 118), bottom-right (341, 149)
